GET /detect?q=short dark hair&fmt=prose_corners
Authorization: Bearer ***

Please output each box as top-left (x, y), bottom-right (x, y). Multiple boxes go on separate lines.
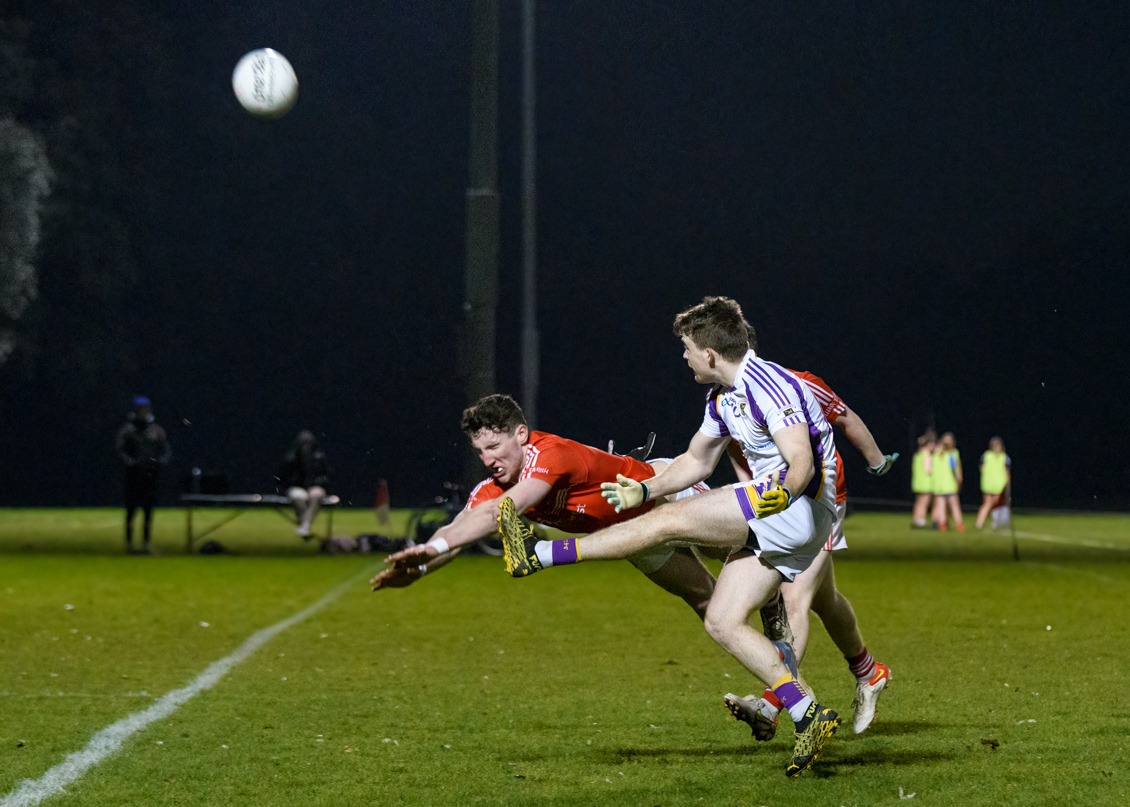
top-left (461, 394), bottom-right (527, 436)
top-left (672, 296), bottom-right (756, 360)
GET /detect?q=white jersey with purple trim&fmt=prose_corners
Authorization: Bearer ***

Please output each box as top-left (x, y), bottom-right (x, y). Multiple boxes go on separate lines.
top-left (699, 350), bottom-right (838, 515)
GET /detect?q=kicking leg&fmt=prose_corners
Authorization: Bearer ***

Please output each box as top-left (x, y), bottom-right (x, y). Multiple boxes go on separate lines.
top-left (578, 487), bottom-right (748, 558)
top-left (498, 488), bottom-right (748, 577)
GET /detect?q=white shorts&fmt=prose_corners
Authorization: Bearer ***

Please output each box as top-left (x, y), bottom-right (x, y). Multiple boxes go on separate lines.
top-left (734, 483), bottom-right (835, 582)
top-left (628, 464), bottom-right (710, 575)
top-left (824, 500), bottom-right (847, 551)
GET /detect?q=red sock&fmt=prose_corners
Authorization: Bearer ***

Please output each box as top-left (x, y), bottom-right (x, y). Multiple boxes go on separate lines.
top-left (846, 648), bottom-right (875, 681)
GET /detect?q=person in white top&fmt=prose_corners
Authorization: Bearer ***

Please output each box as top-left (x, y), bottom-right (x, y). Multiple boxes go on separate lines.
top-left (497, 296), bottom-right (842, 778)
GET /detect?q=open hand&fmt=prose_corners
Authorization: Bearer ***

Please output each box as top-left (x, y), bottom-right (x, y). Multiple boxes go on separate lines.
top-left (600, 474), bottom-right (648, 513)
top-left (385, 543), bottom-right (437, 568)
top-left (867, 453), bottom-right (900, 476)
top-left (371, 564), bottom-right (425, 590)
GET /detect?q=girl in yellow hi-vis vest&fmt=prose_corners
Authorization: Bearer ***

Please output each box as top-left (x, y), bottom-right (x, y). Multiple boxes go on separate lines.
top-left (976, 437), bottom-right (1011, 529)
top-left (931, 432), bottom-right (964, 531)
top-left (911, 431), bottom-right (936, 527)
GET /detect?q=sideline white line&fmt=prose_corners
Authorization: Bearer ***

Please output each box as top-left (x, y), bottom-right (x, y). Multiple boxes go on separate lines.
top-left (1024, 562), bottom-right (1128, 586)
top-left (0, 566), bottom-right (374, 807)
top-left (1012, 530), bottom-right (1130, 552)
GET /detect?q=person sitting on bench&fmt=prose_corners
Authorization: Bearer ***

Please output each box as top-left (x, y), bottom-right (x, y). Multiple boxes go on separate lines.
top-left (277, 430), bottom-right (330, 537)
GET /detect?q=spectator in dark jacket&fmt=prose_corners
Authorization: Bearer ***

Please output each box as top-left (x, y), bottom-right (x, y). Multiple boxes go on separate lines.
top-left (116, 396), bottom-right (171, 553)
top-left (278, 430), bottom-right (330, 537)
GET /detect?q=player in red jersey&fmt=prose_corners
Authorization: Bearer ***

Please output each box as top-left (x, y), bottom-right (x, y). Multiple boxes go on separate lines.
top-left (725, 370), bottom-right (897, 738)
top-left (371, 394), bottom-right (715, 616)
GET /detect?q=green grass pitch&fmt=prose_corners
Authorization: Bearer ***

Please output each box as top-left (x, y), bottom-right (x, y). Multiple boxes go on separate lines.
top-left (1, 509), bottom-right (1128, 806)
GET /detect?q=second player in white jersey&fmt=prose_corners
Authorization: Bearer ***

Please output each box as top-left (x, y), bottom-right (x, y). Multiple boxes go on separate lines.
top-left (699, 349), bottom-right (838, 516)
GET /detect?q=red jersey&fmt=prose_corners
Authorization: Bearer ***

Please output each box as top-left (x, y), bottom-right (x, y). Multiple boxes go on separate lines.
top-left (464, 431), bottom-right (658, 534)
top-left (790, 370), bottom-right (848, 503)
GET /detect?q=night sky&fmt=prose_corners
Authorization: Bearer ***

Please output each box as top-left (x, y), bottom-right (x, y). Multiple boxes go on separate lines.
top-left (2, 1), bottom-right (1128, 511)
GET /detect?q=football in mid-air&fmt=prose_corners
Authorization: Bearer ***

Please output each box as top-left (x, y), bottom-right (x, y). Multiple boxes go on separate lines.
top-left (232, 48), bottom-right (298, 118)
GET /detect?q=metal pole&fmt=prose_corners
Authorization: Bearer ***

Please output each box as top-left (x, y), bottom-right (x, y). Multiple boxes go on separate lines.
top-left (520, 0), bottom-right (539, 428)
top-left (461, 0), bottom-right (499, 489)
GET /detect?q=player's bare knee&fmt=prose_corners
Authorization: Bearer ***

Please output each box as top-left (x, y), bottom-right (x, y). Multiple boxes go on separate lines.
top-left (703, 612), bottom-right (728, 645)
top-left (703, 609), bottom-right (741, 648)
top-left (649, 507), bottom-right (691, 541)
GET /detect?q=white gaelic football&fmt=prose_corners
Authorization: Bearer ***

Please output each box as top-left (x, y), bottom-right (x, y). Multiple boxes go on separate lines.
top-left (232, 48), bottom-right (298, 118)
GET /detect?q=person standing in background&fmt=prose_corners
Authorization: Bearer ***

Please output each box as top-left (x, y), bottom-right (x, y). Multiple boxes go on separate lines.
top-left (976, 437), bottom-right (1011, 529)
top-left (116, 396), bottom-right (171, 553)
top-left (911, 430), bottom-right (936, 528)
top-left (931, 432), bottom-right (964, 531)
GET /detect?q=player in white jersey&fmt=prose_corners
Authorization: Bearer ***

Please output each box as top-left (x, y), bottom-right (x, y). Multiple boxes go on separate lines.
top-left (726, 369), bottom-right (895, 740)
top-left (497, 297), bottom-right (842, 778)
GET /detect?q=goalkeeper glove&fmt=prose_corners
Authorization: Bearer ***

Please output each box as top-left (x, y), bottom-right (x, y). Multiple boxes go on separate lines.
top-left (754, 478), bottom-right (793, 519)
top-left (867, 452), bottom-right (900, 476)
top-left (600, 474), bottom-right (650, 513)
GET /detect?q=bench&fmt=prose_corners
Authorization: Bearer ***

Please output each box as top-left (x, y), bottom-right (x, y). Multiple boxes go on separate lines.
top-left (179, 493), bottom-right (341, 554)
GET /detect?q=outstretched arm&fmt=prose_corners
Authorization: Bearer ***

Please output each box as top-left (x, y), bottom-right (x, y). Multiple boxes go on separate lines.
top-left (383, 477), bottom-right (551, 568)
top-left (648, 431), bottom-right (729, 499)
top-left (602, 431), bottom-right (728, 512)
top-left (834, 406), bottom-right (884, 466)
top-left (835, 405), bottom-right (898, 475)
top-left (371, 546), bottom-right (461, 590)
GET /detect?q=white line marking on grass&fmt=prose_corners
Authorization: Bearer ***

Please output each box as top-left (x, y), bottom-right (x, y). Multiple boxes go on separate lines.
top-left (0, 566), bottom-right (375, 807)
top-left (1022, 563), bottom-right (1128, 587)
top-left (1013, 530), bottom-right (1130, 552)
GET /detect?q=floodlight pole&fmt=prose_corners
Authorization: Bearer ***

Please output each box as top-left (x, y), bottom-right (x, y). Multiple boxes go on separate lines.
top-left (461, 0), bottom-right (499, 489)
top-left (520, 0), bottom-right (540, 428)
